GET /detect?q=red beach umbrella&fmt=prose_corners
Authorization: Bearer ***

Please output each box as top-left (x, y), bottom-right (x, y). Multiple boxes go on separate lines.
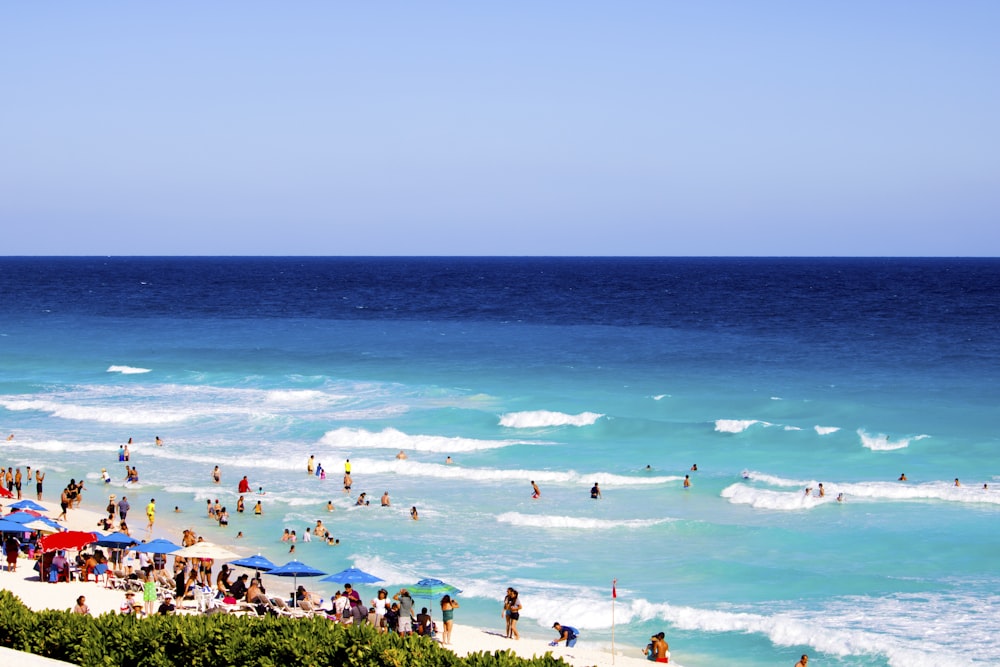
top-left (39, 530), bottom-right (98, 552)
top-left (0, 487), bottom-right (13, 498)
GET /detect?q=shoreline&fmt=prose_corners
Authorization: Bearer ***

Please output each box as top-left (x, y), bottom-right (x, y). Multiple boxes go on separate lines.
top-left (1, 499), bottom-right (653, 667)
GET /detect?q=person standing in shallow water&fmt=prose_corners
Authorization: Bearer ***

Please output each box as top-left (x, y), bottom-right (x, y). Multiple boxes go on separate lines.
top-left (590, 482), bottom-right (602, 499)
top-left (531, 481), bottom-right (540, 499)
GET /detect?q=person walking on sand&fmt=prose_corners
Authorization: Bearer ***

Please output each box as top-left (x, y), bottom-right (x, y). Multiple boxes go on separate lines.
top-left (118, 495), bottom-right (130, 521)
top-left (531, 481), bottom-right (540, 499)
top-left (58, 486), bottom-right (70, 521)
top-left (145, 498), bottom-right (156, 532)
top-left (506, 588), bottom-right (522, 639)
top-left (440, 594), bottom-right (459, 644)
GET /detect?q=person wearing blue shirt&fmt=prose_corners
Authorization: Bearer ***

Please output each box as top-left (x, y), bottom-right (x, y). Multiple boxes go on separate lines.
top-left (550, 622), bottom-right (579, 647)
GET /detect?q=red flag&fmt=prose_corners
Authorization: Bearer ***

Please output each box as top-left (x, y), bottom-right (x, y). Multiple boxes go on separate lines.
top-left (612, 579), bottom-right (617, 598)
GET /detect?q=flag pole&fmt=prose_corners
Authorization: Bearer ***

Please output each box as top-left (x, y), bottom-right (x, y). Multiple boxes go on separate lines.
top-left (612, 578), bottom-right (617, 664)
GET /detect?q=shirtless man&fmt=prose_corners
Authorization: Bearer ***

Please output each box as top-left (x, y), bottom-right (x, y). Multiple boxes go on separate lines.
top-left (794, 655), bottom-right (808, 667)
top-left (531, 480), bottom-right (540, 499)
top-left (381, 491), bottom-right (391, 507)
top-left (652, 632), bottom-right (670, 663)
top-left (343, 472), bottom-right (352, 493)
top-left (212, 466), bottom-right (221, 484)
top-left (34, 470), bottom-right (44, 500)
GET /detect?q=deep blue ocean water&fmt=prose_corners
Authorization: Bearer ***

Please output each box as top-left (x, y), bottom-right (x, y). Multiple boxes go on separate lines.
top-left (2, 257), bottom-right (999, 667)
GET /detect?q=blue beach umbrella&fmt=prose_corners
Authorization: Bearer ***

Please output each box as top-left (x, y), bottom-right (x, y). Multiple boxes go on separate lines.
top-left (229, 554), bottom-right (277, 572)
top-left (0, 518), bottom-right (28, 533)
top-left (94, 531), bottom-right (139, 548)
top-left (408, 577), bottom-right (462, 599)
top-left (267, 559), bottom-right (327, 607)
top-left (6, 512), bottom-right (63, 531)
top-left (319, 566), bottom-right (384, 585)
top-left (130, 538), bottom-right (181, 554)
top-left (9, 499), bottom-right (47, 512)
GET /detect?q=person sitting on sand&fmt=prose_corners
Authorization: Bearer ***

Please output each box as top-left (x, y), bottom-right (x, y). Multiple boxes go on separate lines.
top-left (416, 606), bottom-right (434, 636)
top-left (72, 595), bottom-right (90, 615)
top-left (550, 622), bottom-right (579, 647)
top-left (651, 632), bottom-right (669, 663)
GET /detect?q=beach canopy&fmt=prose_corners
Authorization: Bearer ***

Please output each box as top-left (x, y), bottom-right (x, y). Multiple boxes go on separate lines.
top-left (408, 577), bottom-right (462, 599)
top-left (39, 530), bottom-right (97, 552)
top-left (174, 541), bottom-right (240, 560)
top-left (131, 538), bottom-right (181, 554)
top-left (9, 499), bottom-right (46, 512)
top-left (319, 566), bottom-right (384, 585)
top-left (0, 487), bottom-right (12, 499)
top-left (228, 554), bottom-right (277, 572)
top-left (94, 531), bottom-right (139, 548)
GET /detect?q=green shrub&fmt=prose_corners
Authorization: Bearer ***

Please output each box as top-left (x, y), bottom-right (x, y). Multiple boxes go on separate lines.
top-left (0, 591), bottom-right (569, 667)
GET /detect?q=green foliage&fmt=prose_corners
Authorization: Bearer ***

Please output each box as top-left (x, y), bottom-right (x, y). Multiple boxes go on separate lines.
top-left (0, 592), bottom-right (569, 667)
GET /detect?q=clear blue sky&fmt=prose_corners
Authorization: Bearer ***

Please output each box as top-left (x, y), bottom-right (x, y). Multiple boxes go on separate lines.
top-left (2, 2), bottom-right (998, 256)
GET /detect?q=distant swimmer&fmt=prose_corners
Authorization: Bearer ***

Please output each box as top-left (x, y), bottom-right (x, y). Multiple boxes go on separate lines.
top-left (531, 481), bottom-right (540, 499)
top-left (254, 500), bottom-right (262, 515)
top-left (984, 484), bottom-right (989, 490)
top-left (590, 482), bottom-right (602, 499)
top-left (396, 450), bottom-right (407, 460)
top-left (356, 492), bottom-right (369, 506)
top-left (818, 483), bottom-right (825, 497)
top-left (691, 464), bottom-right (698, 471)
top-left (898, 473), bottom-right (907, 481)
top-left (742, 470), bottom-right (750, 479)
top-left (410, 506), bottom-right (419, 520)
top-left (381, 491), bottom-right (391, 507)
top-left (683, 475), bottom-right (691, 488)
top-left (155, 436), bottom-right (163, 447)
top-left (645, 465), bottom-right (652, 471)
top-left (238, 476), bottom-right (250, 494)
top-left (307, 455), bottom-right (315, 474)
top-left (327, 500), bottom-right (334, 512)
top-left (955, 478), bottom-right (961, 487)
top-left (795, 656), bottom-right (809, 667)
top-left (345, 459), bottom-right (351, 475)
top-left (343, 473), bottom-right (352, 492)
top-left (445, 456), bottom-right (454, 464)
top-left (212, 466), bottom-right (221, 484)
top-left (836, 493), bottom-right (845, 502)
top-left (6, 434), bottom-right (13, 441)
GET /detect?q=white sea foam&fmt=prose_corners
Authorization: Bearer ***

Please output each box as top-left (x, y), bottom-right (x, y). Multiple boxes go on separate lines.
top-left (319, 427), bottom-right (539, 453)
top-left (652, 394), bottom-right (669, 401)
top-left (723, 478), bottom-right (1000, 510)
top-left (107, 365), bottom-right (151, 374)
top-left (513, 585), bottom-right (985, 666)
top-left (714, 419), bottom-right (761, 433)
top-left (498, 410), bottom-right (604, 428)
top-left (858, 429), bottom-right (913, 451)
top-left (496, 512), bottom-right (672, 530)
top-left (814, 425), bottom-right (840, 435)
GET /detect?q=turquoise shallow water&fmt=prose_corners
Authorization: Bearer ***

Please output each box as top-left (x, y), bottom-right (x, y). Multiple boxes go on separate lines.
top-left (1, 257), bottom-right (999, 667)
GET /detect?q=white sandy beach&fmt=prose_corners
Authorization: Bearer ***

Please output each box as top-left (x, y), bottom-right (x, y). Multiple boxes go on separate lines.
top-left (1, 498), bottom-right (654, 667)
